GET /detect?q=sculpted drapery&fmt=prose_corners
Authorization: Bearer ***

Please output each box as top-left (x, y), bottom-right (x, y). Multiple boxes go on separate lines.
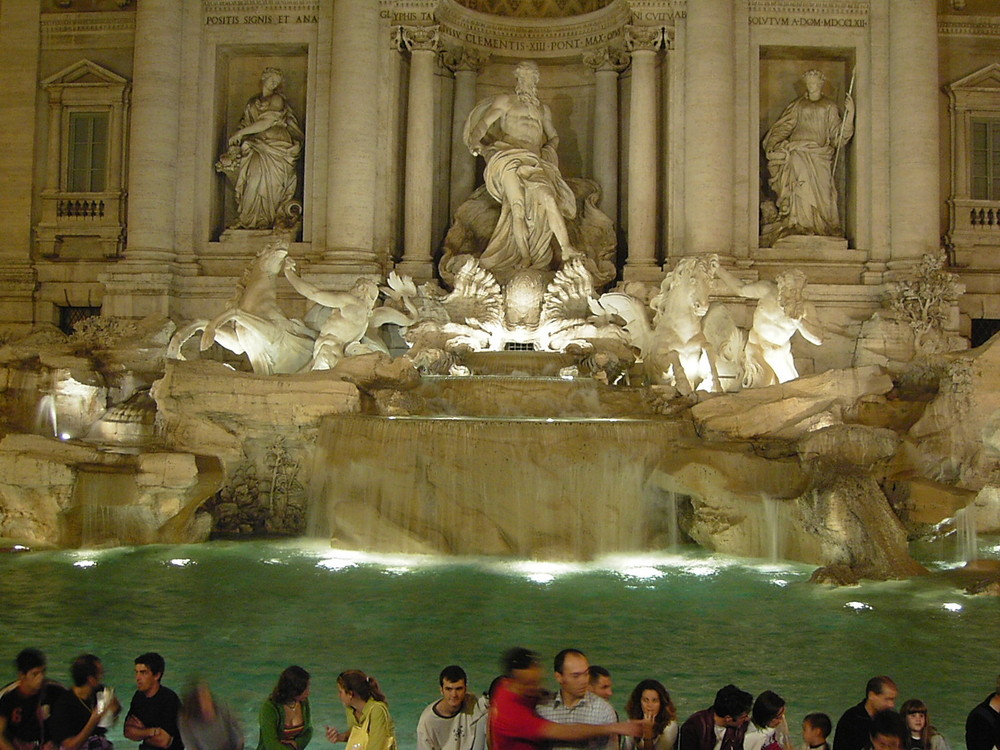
top-left (219, 67), bottom-right (304, 230)
top-left (762, 69), bottom-right (854, 243)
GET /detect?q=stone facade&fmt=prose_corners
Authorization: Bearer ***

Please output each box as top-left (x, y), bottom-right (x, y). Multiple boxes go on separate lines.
top-left (0, 0), bottom-right (998, 352)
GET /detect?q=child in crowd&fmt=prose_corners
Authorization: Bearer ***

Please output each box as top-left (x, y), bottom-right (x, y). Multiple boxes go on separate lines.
top-left (802, 713), bottom-right (832, 750)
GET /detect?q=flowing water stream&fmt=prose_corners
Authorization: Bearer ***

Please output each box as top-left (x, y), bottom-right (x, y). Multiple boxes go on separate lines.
top-left (0, 540), bottom-right (996, 750)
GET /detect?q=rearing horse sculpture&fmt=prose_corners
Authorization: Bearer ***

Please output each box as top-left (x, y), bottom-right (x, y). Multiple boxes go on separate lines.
top-left (167, 240), bottom-right (315, 375)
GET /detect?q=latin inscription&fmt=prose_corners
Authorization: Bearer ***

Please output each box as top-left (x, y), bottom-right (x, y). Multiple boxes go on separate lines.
top-left (205, 14), bottom-right (318, 25)
top-left (749, 16), bottom-right (866, 27)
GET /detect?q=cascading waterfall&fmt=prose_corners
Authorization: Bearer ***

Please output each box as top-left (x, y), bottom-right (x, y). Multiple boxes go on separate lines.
top-left (75, 468), bottom-right (152, 546)
top-left (35, 394), bottom-right (58, 437)
top-left (308, 415), bottom-right (681, 559)
top-left (955, 505), bottom-right (979, 562)
top-left (761, 495), bottom-right (784, 561)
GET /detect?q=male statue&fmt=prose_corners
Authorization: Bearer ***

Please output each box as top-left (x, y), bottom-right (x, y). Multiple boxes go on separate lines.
top-left (463, 61), bottom-right (579, 280)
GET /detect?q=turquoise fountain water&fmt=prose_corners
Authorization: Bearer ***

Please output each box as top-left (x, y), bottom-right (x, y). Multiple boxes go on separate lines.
top-left (1, 540), bottom-right (997, 750)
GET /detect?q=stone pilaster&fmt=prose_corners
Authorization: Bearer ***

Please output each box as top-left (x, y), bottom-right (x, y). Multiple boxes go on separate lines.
top-left (396, 25), bottom-right (441, 283)
top-left (443, 47), bottom-right (489, 219)
top-left (0, 1), bottom-right (40, 327)
top-left (125, 0), bottom-right (182, 266)
top-left (584, 46), bottom-right (628, 224)
top-left (323, 0), bottom-right (382, 274)
top-left (682, 0), bottom-right (734, 258)
top-left (623, 26), bottom-right (664, 281)
top-left (888, 0), bottom-right (939, 265)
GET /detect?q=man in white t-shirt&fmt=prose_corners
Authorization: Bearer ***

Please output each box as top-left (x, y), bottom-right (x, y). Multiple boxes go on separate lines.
top-left (417, 666), bottom-right (486, 750)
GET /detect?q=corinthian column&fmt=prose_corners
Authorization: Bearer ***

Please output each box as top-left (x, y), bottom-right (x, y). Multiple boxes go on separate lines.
top-left (324, 0), bottom-right (381, 273)
top-left (682, 0), bottom-right (734, 257)
top-left (125, 0), bottom-right (182, 264)
top-left (444, 47), bottom-right (488, 218)
top-left (584, 46), bottom-right (628, 224)
top-left (889, 0), bottom-right (939, 264)
top-left (623, 26), bottom-right (664, 281)
top-left (395, 26), bottom-right (441, 282)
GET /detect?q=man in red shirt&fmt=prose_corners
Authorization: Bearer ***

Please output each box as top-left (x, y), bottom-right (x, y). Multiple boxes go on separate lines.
top-left (490, 648), bottom-right (642, 750)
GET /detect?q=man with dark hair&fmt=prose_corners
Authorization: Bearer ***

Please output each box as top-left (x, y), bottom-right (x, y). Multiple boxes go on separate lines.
top-left (868, 711), bottom-right (906, 750)
top-left (538, 650), bottom-right (617, 750)
top-left (833, 677), bottom-right (898, 750)
top-left (0, 649), bottom-right (65, 750)
top-left (678, 684), bottom-right (753, 750)
top-left (48, 655), bottom-right (119, 750)
top-left (964, 674), bottom-right (1000, 750)
top-left (587, 668), bottom-right (612, 703)
top-left (489, 648), bottom-right (641, 750)
top-left (123, 654), bottom-right (181, 750)
top-left (417, 665), bottom-right (486, 750)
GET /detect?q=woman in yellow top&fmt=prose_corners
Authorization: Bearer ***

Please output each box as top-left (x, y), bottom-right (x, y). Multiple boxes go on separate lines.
top-left (324, 671), bottom-right (396, 750)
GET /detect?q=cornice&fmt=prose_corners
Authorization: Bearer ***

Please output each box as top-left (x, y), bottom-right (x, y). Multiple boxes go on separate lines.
top-left (939, 14), bottom-right (1000, 38)
top-left (40, 10), bottom-right (134, 49)
top-left (203, 1), bottom-right (320, 12)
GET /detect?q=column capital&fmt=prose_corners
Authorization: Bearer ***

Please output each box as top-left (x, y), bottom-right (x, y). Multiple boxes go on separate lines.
top-left (441, 46), bottom-right (490, 74)
top-left (395, 24), bottom-right (440, 53)
top-left (583, 45), bottom-right (629, 73)
top-left (624, 24), bottom-right (665, 52)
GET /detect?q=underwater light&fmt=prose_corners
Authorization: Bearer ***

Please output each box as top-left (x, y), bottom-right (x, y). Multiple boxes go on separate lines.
top-left (845, 601), bottom-right (872, 611)
top-left (59, 432), bottom-right (71, 440)
top-left (942, 602), bottom-right (963, 612)
top-left (168, 558), bottom-right (193, 567)
top-left (73, 560), bottom-right (97, 568)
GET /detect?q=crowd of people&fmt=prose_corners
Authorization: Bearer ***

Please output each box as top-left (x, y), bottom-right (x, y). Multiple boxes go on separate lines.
top-left (1, 648), bottom-right (997, 750)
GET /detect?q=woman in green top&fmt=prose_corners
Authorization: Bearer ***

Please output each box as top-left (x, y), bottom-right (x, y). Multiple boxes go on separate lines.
top-left (324, 671), bottom-right (396, 750)
top-left (258, 666), bottom-right (312, 750)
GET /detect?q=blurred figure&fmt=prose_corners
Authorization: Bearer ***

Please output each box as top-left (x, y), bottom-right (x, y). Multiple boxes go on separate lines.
top-left (622, 680), bottom-right (677, 750)
top-left (325, 670), bottom-right (396, 750)
top-left (178, 682), bottom-right (243, 750)
top-left (48, 655), bottom-right (120, 750)
top-left (417, 666), bottom-right (485, 750)
top-left (488, 647), bottom-right (640, 750)
top-left (587, 670), bottom-right (613, 704)
top-left (538, 650), bottom-right (617, 750)
top-left (677, 684), bottom-right (752, 750)
top-left (0, 648), bottom-right (64, 750)
top-left (964, 675), bottom-right (1000, 750)
top-left (899, 700), bottom-right (949, 750)
top-left (834, 678), bottom-right (898, 750)
top-left (258, 667), bottom-right (311, 750)
top-left (743, 692), bottom-right (792, 750)
top-left (800, 713), bottom-right (831, 750)
top-left (868, 711), bottom-right (906, 750)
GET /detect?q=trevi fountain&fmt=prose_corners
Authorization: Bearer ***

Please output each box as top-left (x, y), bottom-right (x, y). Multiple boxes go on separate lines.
top-left (0, 2), bottom-right (999, 746)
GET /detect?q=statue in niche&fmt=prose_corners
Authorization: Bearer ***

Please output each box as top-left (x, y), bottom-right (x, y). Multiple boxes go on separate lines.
top-left (216, 67), bottom-right (304, 230)
top-left (716, 266), bottom-right (824, 387)
top-left (760, 69), bottom-right (854, 246)
top-left (441, 61), bottom-right (616, 289)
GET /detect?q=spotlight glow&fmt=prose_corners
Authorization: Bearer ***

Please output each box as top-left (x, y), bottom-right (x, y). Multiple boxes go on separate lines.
top-left (845, 601), bottom-right (872, 611)
top-left (73, 560), bottom-right (97, 568)
top-left (168, 558), bottom-right (193, 567)
top-left (942, 602), bottom-right (963, 612)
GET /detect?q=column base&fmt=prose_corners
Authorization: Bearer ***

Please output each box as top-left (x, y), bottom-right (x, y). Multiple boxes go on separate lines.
top-left (621, 260), bottom-right (663, 283)
top-left (394, 258), bottom-right (436, 284)
top-left (0, 265), bottom-right (37, 330)
top-left (100, 270), bottom-right (173, 318)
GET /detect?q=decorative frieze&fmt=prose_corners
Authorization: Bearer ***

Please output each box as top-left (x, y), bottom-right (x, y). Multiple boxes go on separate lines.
top-left (40, 11), bottom-right (134, 48)
top-left (202, 1), bottom-right (320, 25)
top-left (939, 15), bottom-right (1000, 38)
top-left (435, 0), bottom-right (630, 58)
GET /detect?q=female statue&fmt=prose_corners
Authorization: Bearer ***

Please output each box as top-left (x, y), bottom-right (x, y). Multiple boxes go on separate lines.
top-left (218, 67), bottom-right (304, 230)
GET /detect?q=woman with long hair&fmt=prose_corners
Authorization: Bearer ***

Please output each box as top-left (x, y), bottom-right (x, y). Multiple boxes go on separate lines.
top-left (743, 691), bottom-right (792, 750)
top-left (258, 667), bottom-right (311, 750)
top-left (900, 700), bottom-right (951, 750)
top-left (622, 679), bottom-right (678, 750)
top-left (324, 671), bottom-right (396, 750)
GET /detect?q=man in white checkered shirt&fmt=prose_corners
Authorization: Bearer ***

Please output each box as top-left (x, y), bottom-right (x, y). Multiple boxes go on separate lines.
top-left (537, 649), bottom-right (618, 750)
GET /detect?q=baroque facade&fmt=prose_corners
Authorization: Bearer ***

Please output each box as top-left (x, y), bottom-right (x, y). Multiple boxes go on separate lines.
top-left (1, 0), bottom-right (1000, 369)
